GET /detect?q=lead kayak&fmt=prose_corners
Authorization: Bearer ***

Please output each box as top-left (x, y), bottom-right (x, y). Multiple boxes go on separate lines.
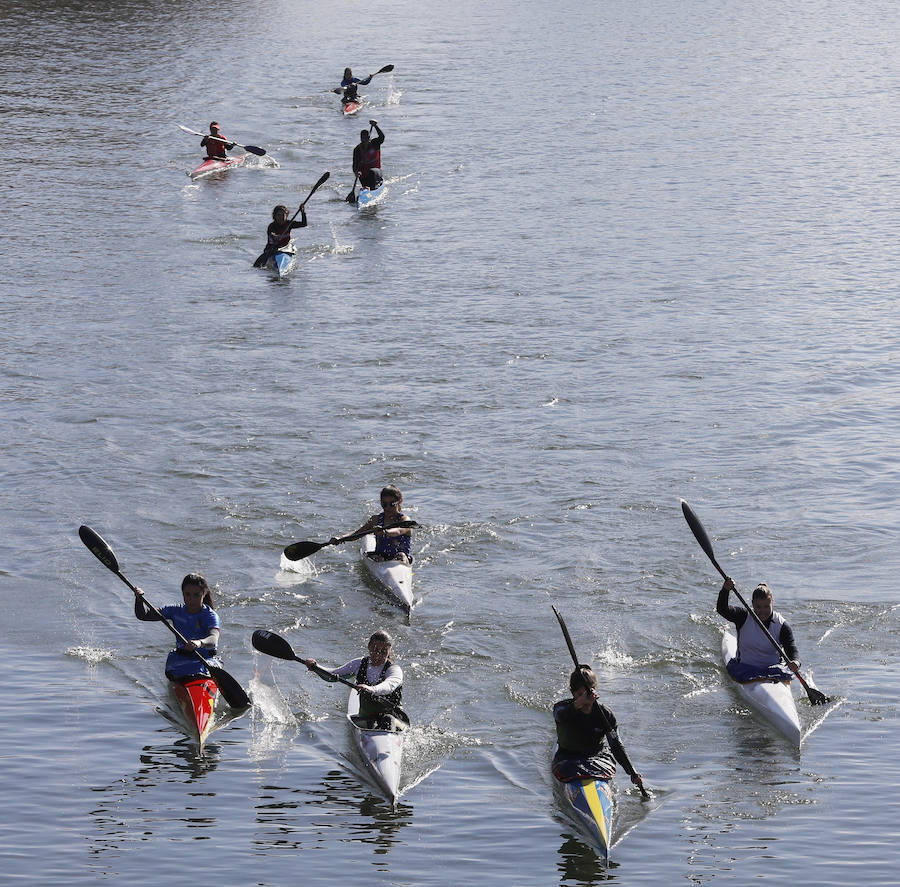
top-left (356, 181), bottom-right (386, 208)
top-left (171, 676), bottom-right (219, 749)
top-left (347, 689), bottom-right (408, 803)
top-left (360, 535), bottom-right (413, 613)
top-left (722, 631), bottom-right (801, 745)
top-left (342, 98), bottom-right (364, 116)
top-left (552, 751), bottom-right (614, 862)
top-left (266, 243), bottom-right (297, 278)
top-left (189, 154), bottom-right (245, 180)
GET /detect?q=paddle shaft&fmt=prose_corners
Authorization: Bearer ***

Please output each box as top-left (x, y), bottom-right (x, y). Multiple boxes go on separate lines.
top-left (178, 124), bottom-right (265, 156)
top-left (283, 519), bottom-right (419, 561)
top-left (78, 526), bottom-right (250, 708)
top-left (552, 607), bottom-right (649, 798)
top-left (680, 500), bottom-right (828, 705)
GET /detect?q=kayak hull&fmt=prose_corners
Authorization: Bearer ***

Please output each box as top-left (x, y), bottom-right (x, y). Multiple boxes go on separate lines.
top-left (266, 245), bottom-right (297, 278)
top-left (347, 689), bottom-right (407, 803)
top-left (553, 764), bottom-right (614, 862)
top-left (722, 631), bottom-right (801, 745)
top-left (356, 182), bottom-right (386, 208)
top-left (171, 676), bottom-right (219, 748)
top-left (189, 154), bottom-right (245, 180)
top-left (342, 99), bottom-right (363, 116)
top-left (361, 535), bottom-right (413, 613)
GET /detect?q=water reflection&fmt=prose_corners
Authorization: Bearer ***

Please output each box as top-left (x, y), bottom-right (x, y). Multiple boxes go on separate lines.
top-left (556, 835), bottom-right (615, 884)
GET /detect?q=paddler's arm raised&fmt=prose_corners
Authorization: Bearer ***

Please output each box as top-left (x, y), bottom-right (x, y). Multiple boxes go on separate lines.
top-left (717, 576), bottom-right (747, 625)
top-left (133, 586), bottom-right (163, 621)
top-left (369, 120), bottom-right (384, 146)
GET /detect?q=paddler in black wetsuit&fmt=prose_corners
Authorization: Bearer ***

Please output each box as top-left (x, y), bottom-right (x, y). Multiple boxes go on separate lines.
top-left (553, 665), bottom-right (645, 792)
top-left (334, 67), bottom-right (373, 107)
top-left (352, 120), bottom-right (385, 189)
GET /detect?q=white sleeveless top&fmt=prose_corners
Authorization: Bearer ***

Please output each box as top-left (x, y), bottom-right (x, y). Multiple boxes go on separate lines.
top-left (737, 610), bottom-right (785, 667)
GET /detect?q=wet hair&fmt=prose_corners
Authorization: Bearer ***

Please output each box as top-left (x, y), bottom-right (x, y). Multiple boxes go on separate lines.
top-left (752, 583), bottom-right (773, 603)
top-left (368, 629), bottom-right (394, 656)
top-left (380, 484), bottom-right (403, 504)
top-left (182, 572), bottom-right (215, 609)
top-left (569, 664), bottom-right (597, 694)
top-left (272, 204), bottom-right (290, 220)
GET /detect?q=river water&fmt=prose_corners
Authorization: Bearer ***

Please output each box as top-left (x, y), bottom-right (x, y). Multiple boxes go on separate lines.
top-left (2, 0), bottom-right (898, 884)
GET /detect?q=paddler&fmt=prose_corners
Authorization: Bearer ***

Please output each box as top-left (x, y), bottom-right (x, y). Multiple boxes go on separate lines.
top-left (329, 485), bottom-right (412, 564)
top-left (552, 665), bottom-right (646, 792)
top-left (334, 67), bottom-right (373, 107)
top-left (200, 122), bottom-right (235, 160)
top-left (352, 120), bottom-right (385, 189)
top-left (718, 577), bottom-right (801, 681)
top-left (133, 572), bottom-right (222, 681)
top-left (302, 630), bottom-right (403, 729)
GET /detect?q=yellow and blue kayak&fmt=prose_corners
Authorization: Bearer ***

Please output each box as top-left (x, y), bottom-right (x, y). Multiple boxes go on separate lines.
top-left (555, 772), bottom-right (614, 862)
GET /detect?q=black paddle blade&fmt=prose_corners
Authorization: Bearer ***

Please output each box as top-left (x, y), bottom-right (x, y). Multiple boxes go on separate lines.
top-left (252, 629), bottom-right (299, 661)
top-left (79, 525), bottom-right (120, 573)
top-left (207, 663), bottom-right (251, 709)
top-left (375, 64), bottom-right (394, 74)
top-left (805, 685), bottom-right (830, 706)
top-left (253, 252), bottom-right (269, 268)
top-left (244, 145), bottom-right (266, 156)
top-left (681, 499), bottom-right (717, 562)
top-left (283, 539), bottom-right (326, 561)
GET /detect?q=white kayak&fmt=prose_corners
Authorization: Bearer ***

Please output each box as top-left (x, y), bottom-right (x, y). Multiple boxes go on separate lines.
top-left (722, 631), bottom-right (801, 745)
top-left (347, 689), bottom-right (408, 803)
top-left (360, 535), bottom-right (413, 614)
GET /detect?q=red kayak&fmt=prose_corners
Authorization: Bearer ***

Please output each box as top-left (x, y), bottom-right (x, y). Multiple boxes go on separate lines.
top-left (172, 676), bottom-right (219, 747)
top-left (188, 154), bottom-right (245, 180)
top-left (342, 99), bottom-right (363, 116)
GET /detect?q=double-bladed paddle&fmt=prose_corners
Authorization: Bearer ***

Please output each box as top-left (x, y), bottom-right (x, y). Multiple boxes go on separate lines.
top-left (332, 64), bottom-right (395, 95)
top-left (178, 124), bottom-right (266, 156)
top-left (253, 171), bottom-right (331, 268)
top-left (78, 525), bottom-right (251, 709)
top-left (680, 499), bottom-right (830, 705)
top-left (251, 629), bottom-right (409, 722)
top-left (283, 519), bottom-right (419, 561)
top-left (552, 606), bottom-right (650, 799)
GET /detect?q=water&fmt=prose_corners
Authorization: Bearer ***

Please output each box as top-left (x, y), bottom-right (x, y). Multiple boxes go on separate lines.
top-left (2, 0), bottom-right (898, 883)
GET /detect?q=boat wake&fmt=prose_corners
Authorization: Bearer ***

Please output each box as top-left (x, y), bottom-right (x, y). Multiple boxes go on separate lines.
top-left (277, 553), bottom-right (317, 583)
top-left (65, 644), bottom-right (115, 666)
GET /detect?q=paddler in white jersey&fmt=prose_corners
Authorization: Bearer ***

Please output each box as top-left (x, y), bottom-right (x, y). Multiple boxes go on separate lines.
top-left (302, 630), bottom-right (403, 729)
top-left (717, 577), bottom-right (802, 682)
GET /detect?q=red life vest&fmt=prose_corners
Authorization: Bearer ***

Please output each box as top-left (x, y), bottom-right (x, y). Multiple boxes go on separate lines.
top-left (203, 133), bottom-right (227, 159)
top-left (360, 145), bottom-right (381, 174)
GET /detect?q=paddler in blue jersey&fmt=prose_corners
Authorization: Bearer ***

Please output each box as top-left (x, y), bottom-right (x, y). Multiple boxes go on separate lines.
top-left (718, 577), bottom-right (801, 682)
top-left (334, 67), bottom-right (373, 107)
top-left (329, 484), bottom-right (412, 564)
top-left (302, 629), bottom-right (403, 729)
top-left (133, 572), bottom-right (222, 681)
top-left (352, 120), bottom-right (385, 189)
top-left (552, 665), bottom-right (646, 790)
top-left (200, 122), bottom-right (235, 160)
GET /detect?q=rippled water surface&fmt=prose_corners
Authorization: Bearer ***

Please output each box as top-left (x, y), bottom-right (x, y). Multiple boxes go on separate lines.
top-left (2, 1), bottom-right (898, 884)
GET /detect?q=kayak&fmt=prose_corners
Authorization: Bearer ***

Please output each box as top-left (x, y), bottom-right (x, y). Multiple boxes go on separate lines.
top-left (361, 534), bottom-right (413, 613)
top-left (347, 689), bottom-right (408, 803)
top-left (171, 676), bottom-right (219, 748)
top-left (342, 99), bottom-right (363, 116)
top-left (553, 756), bottom-right (614, 862)
top-left (722, 631), bottom-right (801, 745)
top-left (266, 243), bottom-right (297, 278)
top-left (356, 181), bottom-right (386, 209)
top-left (188, 154), bottom-right (245, 180)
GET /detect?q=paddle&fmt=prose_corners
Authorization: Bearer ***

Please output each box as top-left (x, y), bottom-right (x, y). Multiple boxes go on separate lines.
top-left (680, 499), bottom-right (830, 705)
top-left (283, 519), bottom-right (419, 561)
top-left (253, 170), bottom-right (331, 268)
top-left (178, 124), bottom-right (266, 156)
top-left (78, 525), bottom-right (251, 709)
top-left (332, 64), bottom-right (395, 94)
top-left (345, 172), bottom-right (360, 204)
top-left (552, 606), bottom-right (650, 799)
top-left (251, 629), bottom-right (409, 723)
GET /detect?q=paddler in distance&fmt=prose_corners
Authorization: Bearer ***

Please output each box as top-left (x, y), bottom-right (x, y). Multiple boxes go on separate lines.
top-left (334, 67), bottom-right (373, 108)
top-left (553, 665), bottom-right (646, 793)
top-left (718, 577), bottom-right (801, 682)
top-left (263, 203), bottom-right (307, 258)
top-left (329, 485), bottom-right (413, 564)
top-left (133, 572), bottom-right (222, 681)
top-left (200, 122), bottom-right (235, 160)
top-left (352, 120), bottom-right (385, 190)
top-left (302, 630), bottom-right (403, 729)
